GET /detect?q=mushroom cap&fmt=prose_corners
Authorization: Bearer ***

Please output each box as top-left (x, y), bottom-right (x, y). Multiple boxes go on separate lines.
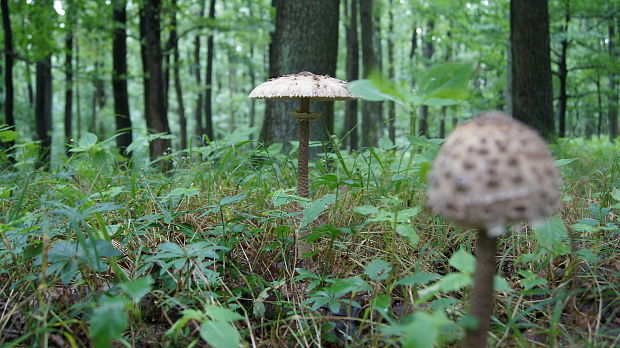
top-left (426, 111), bottom-right (561, 237)
top-left (249, 71), bottom-right (358, 101)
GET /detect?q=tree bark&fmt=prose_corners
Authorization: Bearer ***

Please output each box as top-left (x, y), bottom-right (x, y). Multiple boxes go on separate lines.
top-left (171, 0), bottom-right (187, 149)
top-left (387, 0), bottom-right (395, 143)
top-left (260, 0), bottom-right (340, 148)
top-left (360, 0), bottom-right (380, 147)
top-left (35, 56), bottom-right (53, 169)
top-left (204, 0), bottom-right (216, 141)
top-left (64, 9), bottom-right (74, 155)
top-left (557, 0), bottom-right (570, 138)
top-left (419, 20), bottom-right (434, 136)
top-left (1, 0), bottom-right (15, 151)
top-left (609, 23), bottom-right (618, 141)
top-left (112, 0), bottom-right (133, 157)
top-left (344, 0), bottom-right (359, 151)
top-left (247, 0), bottom-right (256, 139)
top-left (510, 0), bottom-right (554, 138)
top-left (140, 0), bottom-right (171, 162)
top-left (192, 1), bottom-right (205, 138)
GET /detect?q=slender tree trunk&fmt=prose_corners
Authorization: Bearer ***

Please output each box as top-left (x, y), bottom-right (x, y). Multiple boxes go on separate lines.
top-left (510, 0), bottom-right (554, 138)
top-left (247, 0), bottom-right (256, 138)
top-left (112, 0), bottom-right (133, 157)
top-left (419, 20), bottom-right (435, 136)
top-left (557, 0), bottom-right (570, 138)
top-left (227, 48), bottom-right (235, 133)
top-left (204, 0), bottom-right (216, 141)
top-left (76, 39), bottom-right (81, 140)
top-left (192, 1), bottom-right (205, 137)
top-left (140, 0), bottom-right (171, 161)
top-left (387, 0), bottom-right (395, 143)
top-left (35, 56), bottom-right (53, 169)
top-left (64, 24), bottom-right (73, 154)
top-left (410, 20), bottom-right (418, 135)
top-left (260, 0), bottom-right (339, 148)
top-left (596, 74), bottom-right (603, 137)
top-left (171, 0), bottom-right (187, 149)
top-left (1, 0), bottom-right (15, 151)
top-left (344, 0), bottom-right (359, 151)
top-left (609, 23), bottom-right (618, 141)
top-left (360, 0), bottom-right (380, 147)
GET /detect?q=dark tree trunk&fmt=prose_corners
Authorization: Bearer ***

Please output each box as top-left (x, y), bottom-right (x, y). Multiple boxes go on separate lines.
top-left (344, 0), bottom-right (359, 151)
top-left (557, 0), bottom-right (570, 138)
top-left (387, 0), bottom-right (395, 143)
top-left (192, 0), bottom-right (205, 137)
top-left (510, 0), bottom-right (554, 138)
top-left (419, 20), bottom-right (435, 136)
top-left (410, 19), bottom-right (418, 135)
top-left (1, 0), bottom-right (15, 151)
top-left (226, 48), bottom-right (235, 133)
top-left (112, 0), bottom-right (133, 157)
top-left (75, 40), bottom-right (81, 140)
top-left (35, 56), bottom-right (53, 169)
top-left (204, 0), bottom-right (216, 141)
top-left (64, 24), bottom-right (73, 154)
top-left (439, 106), bottom-right (446, 139)
top-left (171, 0), bottom-right (186, 149)
top-left (596, 73), bottom-right (603, 137)
top-left (140, 0), bottom-right (171, 161)
top-left (360, 0), bottom-right (380, 147)
top-left (609, 23), bottom-right (618, 141)
top-left (260, 0), bottom-right (340, 147)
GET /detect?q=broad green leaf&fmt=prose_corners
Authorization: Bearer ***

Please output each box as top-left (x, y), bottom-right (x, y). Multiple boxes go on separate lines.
top-left (347, 79), bottom-right (401, 102)
top-left (200, 321), bottom-right (241, 348)
top-left (517, 270), bottom-right (548, 290)
top-left (534, 217), bottom-right (570, 256)
top-left (395, 224), bottom-right (419, 247)
top-left (120, 277), bottom-right (152, 302)
top-left (418, 62), bottom-right (474, 101)
top-left (437, 273), bottom-right (472, 292)
top-left (364, 259), bottom-right (392, 281)
top-left (0, 129), bottom-right (17, 142)
top-left (397, 272), bottom-right (442, 286)
top-left (90, 297), bottom-right (128, 348)
top-left (204, 305), bottom-right (244, 322)
top-left (301, 194), bottom-right (335, 227)
top-left (402, 312), bottom-right (437, 348)
top-left (353, 205), bottom-right (379, 216)
top-left (448, 249), bottom-right (475, 274)
top-left (493, 276), bottom-right (511, 292)
top-left (554, 158), bottom-right (578, 167)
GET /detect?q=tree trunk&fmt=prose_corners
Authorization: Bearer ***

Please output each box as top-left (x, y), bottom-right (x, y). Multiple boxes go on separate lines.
top-left (140, 0), bottom-right (171, 162)
top-left (387, 0), bottom-right (395, 143)
top-left (260, 0), bottom-right (340, 147)
top-left (227, 48), bottom-right (235, 133)
top-left (419, 20), bottom-right (435, 137)
top-left (344, 0), bottom-right (359, 151)
top-left (1, 0), bottom-right (15, 151)
top-left (510, 0), bottom-right (554, 138)
top-left (204, 0), bottom-right (216, 141)
top-left (64, 21), bottom-right (73, 154)
top-left (247, 0), bottom-right (256, 139)
top-left (192, 1), bottom-right (205, 138)
top-left (609, 23), bottom-right (618, 141)
top-left (171, 0), bottom-right (187, 149)
top-left (112, 0), bottom-right (133, 157)
top-left (557, 0), bottom-right (570, 138)
top-left (35, 56), bottom-right (53, 169)
top-left (360, 0), bottom-right (380, 147)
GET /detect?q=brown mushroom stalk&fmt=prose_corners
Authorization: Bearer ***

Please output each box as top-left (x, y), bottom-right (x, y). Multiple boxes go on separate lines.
top-left (297, 98), bottom-right (310, 197)
top-left (427, 112), bottom-right (561, 347)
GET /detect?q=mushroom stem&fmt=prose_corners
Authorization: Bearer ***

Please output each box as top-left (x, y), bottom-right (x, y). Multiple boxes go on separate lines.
top-left (464, 229), bottom-right (498, 348)
top-left (297, 98), bottom-right (311, 198)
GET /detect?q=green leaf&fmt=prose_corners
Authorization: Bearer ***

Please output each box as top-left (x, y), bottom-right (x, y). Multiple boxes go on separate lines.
top-left (0, 129), bottom-right (17, 142)
top-left (364, 259), bottom-right (392, 281)
top-left (517, 270), bottom-right (548, 290)
top-left (448, 249), bottom-right (475, 274)
top-left (493, 276), bottom-right (511, 292)
top-left (534, 216), bottom-right (570, 256)
top-left (418, 62), bottom-right (474, 101)
top-left (90, 297), bottom-right (128, 348)
top-left (347, 79), bottom-right (401, 102)
top-left (402, 312), bottom-right (438, 348)
top-left (395, 224), bottom-right (419, 247)
top-left (120, 277), bottom-right (152, 302)
top-left (301, 194), bottom-right (336, 227)
top-left (397, 272), bottom-right (442, 286)
top-left (200, 321), bottom-right (241, 348)
top-left (353, 205), bottom-right (379, 216)
top-left (437, 273), bottom-right (472, 292)
top-left (554, 158), bottom-right (578, 167)
top-left (204, 305), bottom-right (244, 322)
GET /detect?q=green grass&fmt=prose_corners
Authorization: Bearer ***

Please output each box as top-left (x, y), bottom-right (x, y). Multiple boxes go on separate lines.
top-left (0, 134), bottom-right (618, 347)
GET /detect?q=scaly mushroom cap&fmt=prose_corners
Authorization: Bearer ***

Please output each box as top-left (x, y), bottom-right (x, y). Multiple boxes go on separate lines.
top-left (248, 71), bottom-right (358, 101)
top-left (427, 111), bottom-right (561, 237)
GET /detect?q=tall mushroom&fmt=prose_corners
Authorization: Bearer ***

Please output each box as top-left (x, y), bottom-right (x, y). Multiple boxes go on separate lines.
top-left (250, 71), bottom-right (358, 198)
top-left (250, 72), bottom-right (357, 264)
top-left (426, 112), bottom-right (561, 347)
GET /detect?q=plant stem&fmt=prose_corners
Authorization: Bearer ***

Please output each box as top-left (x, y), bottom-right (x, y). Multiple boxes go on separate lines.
top-left (464, 229), bottom-right (497, 348)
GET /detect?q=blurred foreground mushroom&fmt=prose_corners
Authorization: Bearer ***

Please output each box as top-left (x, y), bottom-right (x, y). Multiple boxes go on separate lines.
top-left (426, 111), bottom-right (561, 347)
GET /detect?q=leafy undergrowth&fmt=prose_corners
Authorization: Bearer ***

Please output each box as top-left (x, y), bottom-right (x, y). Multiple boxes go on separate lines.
top-left (0, 133), bottom-right (618, 347)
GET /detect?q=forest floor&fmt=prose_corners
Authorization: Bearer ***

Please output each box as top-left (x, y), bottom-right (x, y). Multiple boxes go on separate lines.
top-left (0, 135), bottom-right (618, 347)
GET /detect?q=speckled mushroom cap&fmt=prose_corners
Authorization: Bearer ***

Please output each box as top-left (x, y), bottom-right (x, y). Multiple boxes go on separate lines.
top-left (248, 71), bottom-right (358, 101)
top-left (427, 111), bottom-right (561, 237)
